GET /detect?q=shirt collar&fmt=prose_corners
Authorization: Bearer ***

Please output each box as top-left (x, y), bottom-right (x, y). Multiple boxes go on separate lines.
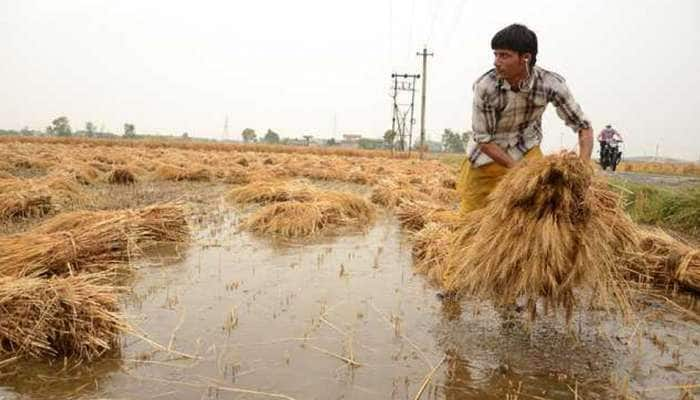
top-left (497, 67), bottom-right (538, 92)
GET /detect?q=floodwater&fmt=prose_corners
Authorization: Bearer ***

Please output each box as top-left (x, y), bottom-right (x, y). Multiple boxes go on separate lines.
top-left (1, 182), bottom-right (698, 400)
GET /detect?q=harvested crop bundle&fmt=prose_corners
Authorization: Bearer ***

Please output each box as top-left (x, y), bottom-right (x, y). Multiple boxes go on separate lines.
top-left (227, 180), bottom-right (316, 204)
top-left (622, 228), bottom-right (700, 293)
top-left (241, 191), bottom-right (374, 238)
top-left (108, 168), bottom-right (136, 185)
top-left (0, 175), bottom-right (84, 220)
top-left (0, 203), bottom-right (189, 277)
top-left (443, 153), bottom-right (638, 319)
top-left (370, 180), bottom-right (432, 208)
top-left (0, 272), bottom-right (126, 360)
top-left (155, 164), bottom-right (211, 182)
top-left (396, 200), bottom-right (454, 232)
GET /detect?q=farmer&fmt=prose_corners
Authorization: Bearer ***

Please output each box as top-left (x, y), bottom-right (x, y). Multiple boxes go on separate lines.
top-left (458, 24), bottom-right (594, 215)
top-left (598, 124), bottom-right (623, 155)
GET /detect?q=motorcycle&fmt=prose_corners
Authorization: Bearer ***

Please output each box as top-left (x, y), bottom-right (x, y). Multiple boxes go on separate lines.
top-left (599, 139), bottom-right (623, 171)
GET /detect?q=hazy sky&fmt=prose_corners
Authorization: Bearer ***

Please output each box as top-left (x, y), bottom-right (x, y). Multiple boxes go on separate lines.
top-left (2, 0), bottom-right (699, 160)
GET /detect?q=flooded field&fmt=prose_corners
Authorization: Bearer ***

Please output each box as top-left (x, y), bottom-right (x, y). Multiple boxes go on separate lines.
top-left (1, 181), bottom-right (698, 400)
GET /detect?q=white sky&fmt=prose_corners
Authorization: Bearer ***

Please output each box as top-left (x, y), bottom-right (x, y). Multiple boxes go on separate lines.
top-left (2, 0), bottom-right (699, 160)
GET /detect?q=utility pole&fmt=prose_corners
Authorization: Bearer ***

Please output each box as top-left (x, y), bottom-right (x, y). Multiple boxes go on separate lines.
top-left (223, 115), bottom-right (229, 141)
top-left (416, 47), bottom-right (433, 158)
top-left (655, 143), bottom-right (660, 160)
top-left (390, 73), bottom-right (420, 152)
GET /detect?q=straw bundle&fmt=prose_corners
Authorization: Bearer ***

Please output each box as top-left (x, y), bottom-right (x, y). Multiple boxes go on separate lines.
top-left (0, 175), bottom-right (84, 220)
top-left (241, 191), bottom-right (374, 238)
top-left (0, 203), bottom-right (189, 278)
top-left (622, 229), bottom-right (700, 293)
top-left (370, 180), bottom-right (432, 208)
top-left (396, 200), bottom-right (453, 232)
top-left (155, 164), bottom-right (211, 182)
top-left (412, 209), bottom-right (483, 286)
top-left (0, 272), bottom-right (126, 359)
top-left (0, 189), bottom-right (52, 220)
top-left (222, 166), bottom-right (251, 185)
top-left (241, 201), bottom-right (326, 237)
top-left (443, 154), bottom-right (637, 319)
top-left (59, 163), bottom-right (99, 185)
top-left (227, 180), bottom-right (316, 204)
top-left (412, 223), bottom-right (454, 285)
top-left (108, 168), bottom-right (136, 185)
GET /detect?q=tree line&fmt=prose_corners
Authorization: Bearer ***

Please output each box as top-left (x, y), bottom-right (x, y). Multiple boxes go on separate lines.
top-left (2, 116), bottom-right (472, 153)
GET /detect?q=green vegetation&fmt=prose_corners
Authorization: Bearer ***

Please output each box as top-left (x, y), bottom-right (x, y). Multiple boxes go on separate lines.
top-left (263, 129), bottom-right (280, 144)
top-left (610, 179), bottom-right (700, 238)
top-left (241, 128), bottom-right (256, 143)
top-left (46, 116), bottom-right (72, 136)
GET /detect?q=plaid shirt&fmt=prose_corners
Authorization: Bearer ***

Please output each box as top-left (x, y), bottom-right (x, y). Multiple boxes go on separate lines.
top-left (467, 66), bottom-right (591, 167)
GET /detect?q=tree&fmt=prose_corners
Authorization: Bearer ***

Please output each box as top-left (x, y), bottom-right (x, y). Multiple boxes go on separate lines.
top-left (123, 123), bottom-right (136, 138)
top-left (326, 138), bottom-right (337, 146)
top-left (303, 135), bottom-right (313, 146)
top-left (441, 129), bottom-right (465, 153)
top-left (241, 128), bottom-right (256, 143)
top-left (85, 122), bottom-right (96, 137)
top-left (263, 129), bottom-right (280, 144)
top-left (47, 116), bottom-right (72, 136)
top-left (182, 132), bottom-right (189, 139)
top-left (358, 138), bottom-right (384, 150)
top-left (383, 129), bottom-right (397, 149)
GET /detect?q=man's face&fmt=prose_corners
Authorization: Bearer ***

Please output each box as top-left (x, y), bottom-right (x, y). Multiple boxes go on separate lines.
top-left (493, 49), bottom-right (527, 81)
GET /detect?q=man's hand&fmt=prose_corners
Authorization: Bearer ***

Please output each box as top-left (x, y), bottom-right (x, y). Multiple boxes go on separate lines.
top-left (578, 127), bottom-right (593, 161)
top-left (479, 143), bottom-right (517, 168)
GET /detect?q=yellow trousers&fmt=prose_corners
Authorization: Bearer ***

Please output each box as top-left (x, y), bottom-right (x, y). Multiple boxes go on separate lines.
top-left (457, 147), bottom-right (543, 215)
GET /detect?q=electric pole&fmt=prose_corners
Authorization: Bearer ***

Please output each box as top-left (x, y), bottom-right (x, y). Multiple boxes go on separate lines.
top-left (223, 115), bottom-right (229, 141)
top-left (416, 47), bottom-right (433, 158)
top-left (390, 73), bottom-right (420, 152)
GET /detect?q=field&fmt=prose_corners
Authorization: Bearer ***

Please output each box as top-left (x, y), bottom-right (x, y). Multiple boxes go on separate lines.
top-left (0, 137), bottom-right (698, 400)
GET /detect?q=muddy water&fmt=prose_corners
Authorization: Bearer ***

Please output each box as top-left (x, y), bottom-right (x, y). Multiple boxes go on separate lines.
top-left (1, 184), bottom-right (699, 400)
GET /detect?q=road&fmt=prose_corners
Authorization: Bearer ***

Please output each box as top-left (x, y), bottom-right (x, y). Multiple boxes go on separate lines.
top-left (601, 170), bottom-right (700, 188)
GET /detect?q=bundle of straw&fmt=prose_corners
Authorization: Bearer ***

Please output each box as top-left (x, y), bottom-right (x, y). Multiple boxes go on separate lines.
top-left (370, 180), bottom-right (432, 208)
top-left (396, 200), bottom-right (453, 232)
top-left (0, 203), bottom-right (189, 277)
top-left (0, 190), bottom-right (52, 220)
top-left (155, 164), bottom-right (211, 182)
top-left (0, 272), bottom-right (126, 359)
top-left (241, 191), bottom-right (374, 238)
top-left (411, 209), bottom-right (483, 287)
top-left (227, 180), bottom-right (316, 204)
top-left (622, 228), bottom-right (700, 293)
top-left (412, 223), bottom-right (454, 285)
top-left (108, 168), bottom-right (136, 185)
top-left (443, 154), bottom-right (638, 319)
top-left (0, 175), bottom-right (84, 220)
top-left (222, 166), bottom-right (251, 185)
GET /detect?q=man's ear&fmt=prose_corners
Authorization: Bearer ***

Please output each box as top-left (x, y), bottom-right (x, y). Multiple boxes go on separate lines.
top-left (521, 53), bottom-right (532, 64)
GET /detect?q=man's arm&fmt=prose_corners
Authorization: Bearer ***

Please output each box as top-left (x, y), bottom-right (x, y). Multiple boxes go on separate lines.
top-left (578, 127), bottom-right (593, 161)
top-left (479, 143), bottom-right (517, 168)
top-left (551, 79), bottom-right (592, 161)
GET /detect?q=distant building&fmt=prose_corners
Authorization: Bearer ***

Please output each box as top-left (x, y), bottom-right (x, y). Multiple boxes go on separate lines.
top-left (340, 133), bottom-right (363, 148)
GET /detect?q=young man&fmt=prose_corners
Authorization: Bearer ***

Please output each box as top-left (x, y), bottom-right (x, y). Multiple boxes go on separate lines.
top-left (598, 124), bottom-right (623, 152)
top-left (458, 24), bottom-right (593, 215)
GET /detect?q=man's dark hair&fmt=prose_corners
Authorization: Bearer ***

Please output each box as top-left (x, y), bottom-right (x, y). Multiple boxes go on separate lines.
top-left (491, 24), bottom-right (538, 67)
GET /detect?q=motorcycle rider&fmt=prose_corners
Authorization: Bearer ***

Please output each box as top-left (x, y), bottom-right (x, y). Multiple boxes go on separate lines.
top-left (598, 124), bottom-right (623, 158)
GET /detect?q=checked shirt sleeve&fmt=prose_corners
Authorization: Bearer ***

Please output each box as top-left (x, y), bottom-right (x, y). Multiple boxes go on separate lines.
top-left (471, 81), bottom-right (497, 144)
top-left (550, 80), bottom-right (591, 133)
